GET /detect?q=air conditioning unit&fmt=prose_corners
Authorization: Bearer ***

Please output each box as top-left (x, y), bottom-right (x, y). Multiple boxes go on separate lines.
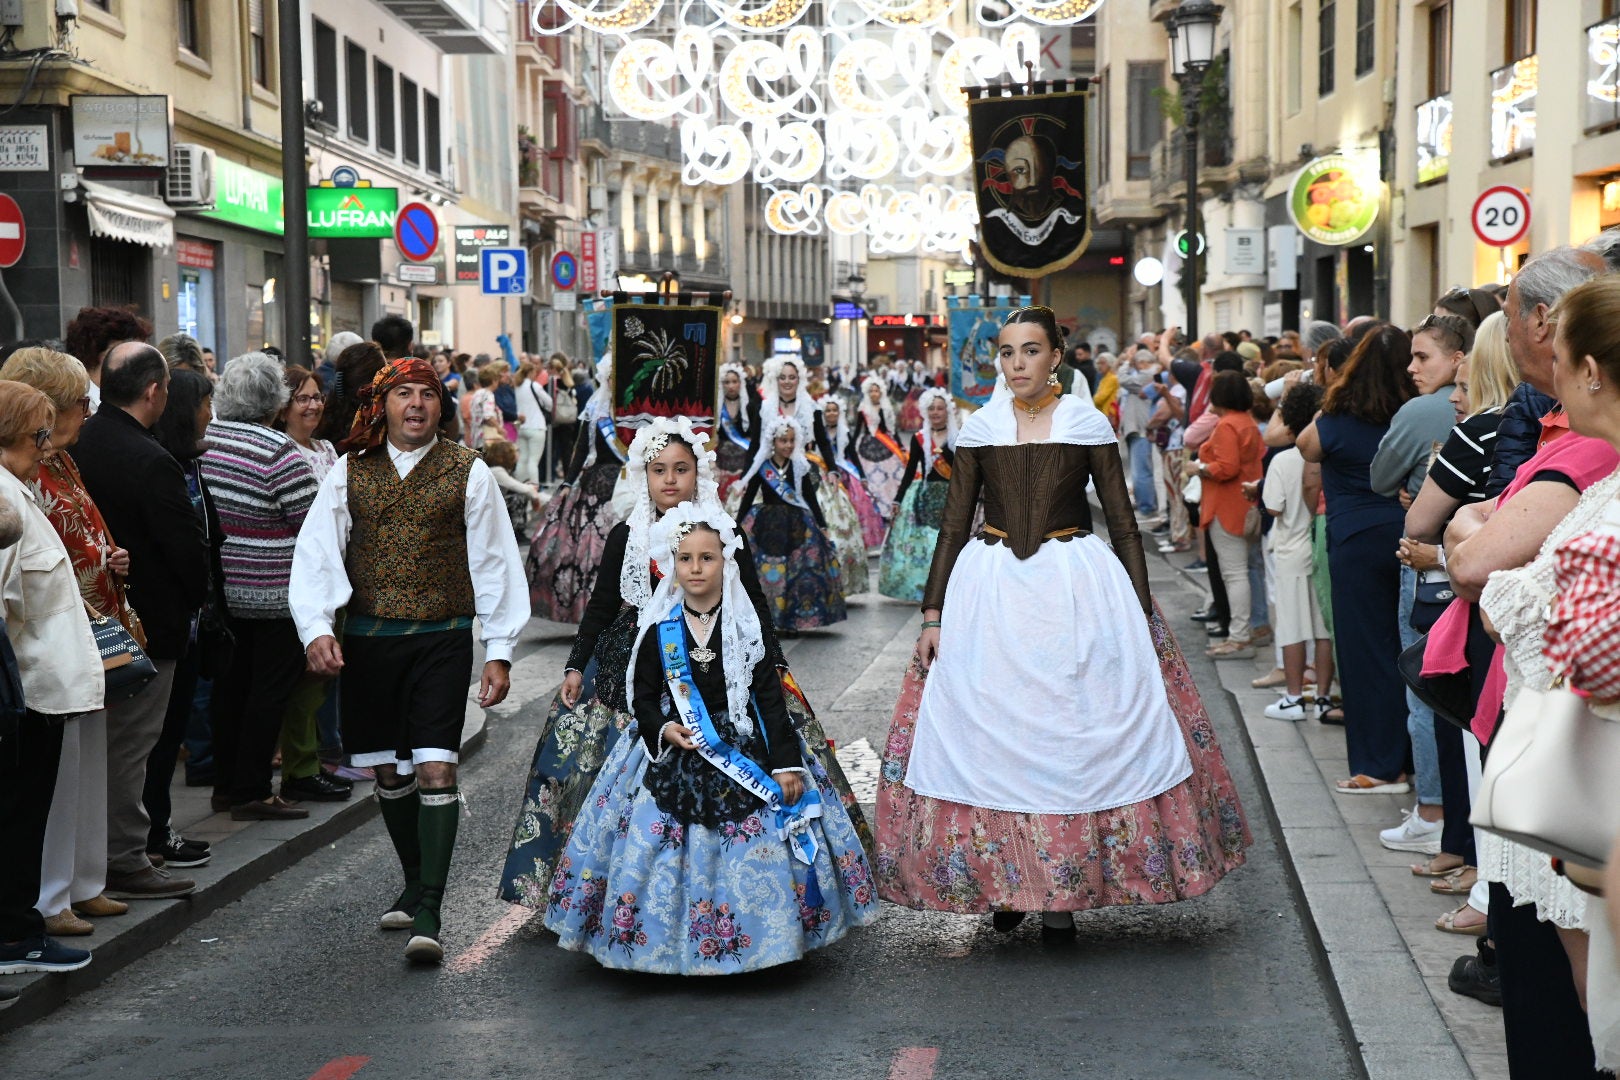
top-left (588, 186), bottom-right (607, 212)
top-left (165, 143), bottom-right (215, 208)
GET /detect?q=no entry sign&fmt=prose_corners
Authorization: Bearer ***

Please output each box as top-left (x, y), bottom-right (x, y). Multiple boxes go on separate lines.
top-left (1472, 186), bottom-right (1531, 248)
top-left (393, 202), bottom-right (439, 262)
top-left (0, 194), bottom-right (26, 268)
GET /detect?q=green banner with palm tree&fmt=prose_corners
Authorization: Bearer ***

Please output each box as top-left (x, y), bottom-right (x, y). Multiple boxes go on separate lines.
top-left (610, 302), bottom-right (721, 441)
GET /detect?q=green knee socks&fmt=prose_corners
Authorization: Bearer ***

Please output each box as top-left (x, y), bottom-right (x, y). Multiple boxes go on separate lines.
top-left (413, 785), bottom-right (461, 940)
top-left (377, 779), bottom-right (422, 914)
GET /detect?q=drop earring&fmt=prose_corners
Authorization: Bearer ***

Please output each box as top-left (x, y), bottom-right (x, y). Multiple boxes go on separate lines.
top-left (1048, 366), bottom-right (1061, 388)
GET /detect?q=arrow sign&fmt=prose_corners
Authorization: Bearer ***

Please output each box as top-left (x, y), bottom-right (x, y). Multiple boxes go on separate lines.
top-left (394, 202), bottom-right (439, 262)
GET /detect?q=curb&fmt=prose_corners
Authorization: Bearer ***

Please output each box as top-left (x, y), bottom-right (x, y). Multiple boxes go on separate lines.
top-left (0, 699), bottom-right (493, 1034)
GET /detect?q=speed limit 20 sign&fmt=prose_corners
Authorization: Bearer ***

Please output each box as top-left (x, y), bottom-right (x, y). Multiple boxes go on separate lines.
top-left (1472, 186), bottom-right (1531, 248)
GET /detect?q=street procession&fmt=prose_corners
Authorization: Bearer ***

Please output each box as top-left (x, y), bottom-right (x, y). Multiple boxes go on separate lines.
top-left (5, 0), bottom-right (1620, 1078)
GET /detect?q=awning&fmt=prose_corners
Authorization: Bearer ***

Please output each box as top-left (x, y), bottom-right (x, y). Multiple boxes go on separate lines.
top-left (80, 179), bottom-right (174, 250)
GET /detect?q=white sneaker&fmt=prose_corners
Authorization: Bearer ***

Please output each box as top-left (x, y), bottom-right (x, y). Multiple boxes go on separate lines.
top-left (1263, 695), bottom-right (1310, 721)
top-left (1379, 805), bottom-right (1443, 854)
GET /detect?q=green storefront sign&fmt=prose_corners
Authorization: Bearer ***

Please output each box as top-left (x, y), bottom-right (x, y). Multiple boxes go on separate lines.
top-left (306, 185), bottom-right (398, 237)
top-left (199, 158), bottom-right (285, 235)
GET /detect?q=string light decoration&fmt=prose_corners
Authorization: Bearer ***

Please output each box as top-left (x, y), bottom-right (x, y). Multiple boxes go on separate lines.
top-left (544, 0), bottom-right (1105, 251)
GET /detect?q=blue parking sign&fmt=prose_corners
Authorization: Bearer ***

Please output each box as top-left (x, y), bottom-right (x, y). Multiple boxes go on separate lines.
top-left (479, 248), bottom-right (529, 296)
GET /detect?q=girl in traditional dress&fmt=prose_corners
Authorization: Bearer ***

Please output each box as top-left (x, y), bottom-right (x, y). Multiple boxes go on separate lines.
top-left (802, 396), bottom-right (870, 599)
top-left (544, 503), bottom-right (879, 974)
top-left (735, 415), bottom-right (847, 631)
top-left (821, 395), bottom-right (886, 551)
top-left (527, 357), bottom-right (625, 623)
top-left (851, 376), bottom-right (906, 520)
top-left (878, 387), bottom-right (955, 602)
top-left (501, 417), bottom-right (869, 907)
top-left (874, 307), bottom-right (1250, 937)
top-left (713, 363), bottom-right (753, 499)
top-left (747, 355), bottom-right (838, 470)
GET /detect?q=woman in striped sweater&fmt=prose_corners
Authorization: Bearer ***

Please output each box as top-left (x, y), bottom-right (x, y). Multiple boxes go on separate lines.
top-left (200, 353), bottom-right (320, 821)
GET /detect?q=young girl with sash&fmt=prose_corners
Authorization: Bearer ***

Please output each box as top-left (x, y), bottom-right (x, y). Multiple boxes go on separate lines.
top-left (528, 356), bottom-right (626, 623)
top-left (713, 363), bottom-right (753, 498)
top-left (544, 504), bottom-right (878, 973)
top-left (821, 395), bottom-right (885, 550)
top-left (851, 376), bottom-right (906, 521)
top-left (500, 418), bottom-right (870, 909)
top-left (734, 415), bottom-right (847, 631)
top-left (878, 387), bottom-right (956, 602)
top-left (803, 398), bottom-right (870, 599)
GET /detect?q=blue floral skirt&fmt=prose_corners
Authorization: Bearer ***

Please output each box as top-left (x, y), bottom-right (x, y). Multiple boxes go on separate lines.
top-left (543, 726), bottom-right (880, 974)
top-left (741, 502), bottom-right (847, 631)
top-left (877, 480), bottom-right (947, 602)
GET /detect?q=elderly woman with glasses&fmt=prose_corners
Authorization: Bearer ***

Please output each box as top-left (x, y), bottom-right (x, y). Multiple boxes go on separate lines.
top-left (200, 353), bottom-right (321, 821)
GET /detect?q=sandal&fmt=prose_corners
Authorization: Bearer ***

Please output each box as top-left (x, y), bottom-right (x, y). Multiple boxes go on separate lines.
top-left (1316, 697), bottom-right (1345, 726)
top-left (1430, 867), bottom-right (1479, 895)
top-left (1410, 853), bottom-right (1467, 878)
top-left (1435, 904), bottom-right (1487, 937)
top-left (1251, 668), bottom-right (1289, 689)
top-left (1334, 774), bottom-right (1412, 795)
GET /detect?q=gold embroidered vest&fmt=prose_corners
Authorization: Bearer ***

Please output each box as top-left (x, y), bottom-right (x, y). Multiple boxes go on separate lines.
top-left (345, 440), bottom-right (478, 621)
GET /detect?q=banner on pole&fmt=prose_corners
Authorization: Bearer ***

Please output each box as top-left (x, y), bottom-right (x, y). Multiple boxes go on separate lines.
top-left (947, 293), bottom-right (1033, 410)
top-left (966, 81), bottom-right (1092, 278)
top-left (610, 301), bottom-right (720, 441)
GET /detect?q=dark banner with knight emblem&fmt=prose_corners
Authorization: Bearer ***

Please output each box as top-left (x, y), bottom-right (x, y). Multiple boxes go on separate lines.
top-left (610, 302), bottom-right (720, 441)
top-left (967, 82), bottom-right (1093, 278)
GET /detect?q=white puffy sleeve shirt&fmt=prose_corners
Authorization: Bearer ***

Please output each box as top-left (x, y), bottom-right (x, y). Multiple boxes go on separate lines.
top-left (289, 439), bottom-right (529, 663)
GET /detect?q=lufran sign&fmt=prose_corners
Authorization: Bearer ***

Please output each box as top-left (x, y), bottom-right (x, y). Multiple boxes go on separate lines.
top-left (306, 185), bottom-right (398, 238)
top-left (199, 158), bottom-right (285, 235)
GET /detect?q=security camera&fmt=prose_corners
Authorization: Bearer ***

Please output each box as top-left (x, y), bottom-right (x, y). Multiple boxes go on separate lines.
top-left (304, 100), bottom-right (324, 126)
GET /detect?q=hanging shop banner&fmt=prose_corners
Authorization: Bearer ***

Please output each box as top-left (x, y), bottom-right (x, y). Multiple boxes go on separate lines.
top-left (585, 296), bottom-right (614, 362)
top-left (1287, 154), bottom-right (1381, 247)
top-left (71, 95), bottom-right (170, 167)
top-left (947, 293), bottom-right (1032, 410)
top-left (611, 302), bottom-right (720, 441)
top-left (966, 81), bottom-right (1092, 278)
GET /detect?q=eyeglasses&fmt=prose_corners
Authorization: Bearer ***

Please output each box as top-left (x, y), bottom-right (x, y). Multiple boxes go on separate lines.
top-left (33, 427), bottom-right (53, 449)
top-left (76, 395), bottom-right (91, 414)
top-left (292, 394), bottom-right (323, 407)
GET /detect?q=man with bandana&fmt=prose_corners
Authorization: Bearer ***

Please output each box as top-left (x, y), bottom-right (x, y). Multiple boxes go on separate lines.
top-left (290, 357), bottom-right (527, 964)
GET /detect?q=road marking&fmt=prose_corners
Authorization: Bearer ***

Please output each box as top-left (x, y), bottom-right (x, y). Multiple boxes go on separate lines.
top-left (836, 737), bottom-right (880, 804)
top-left (445, 906), bottom-right (533, 974)
top-left (888, 1047), bottom-right (939, 1080)
top-left (308, 1056), bottom-right (370, 1080)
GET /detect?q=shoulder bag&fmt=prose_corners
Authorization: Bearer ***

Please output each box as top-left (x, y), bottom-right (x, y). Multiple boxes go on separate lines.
top-left (91, 613), bottom-right (158, 702)
top-left (1471, 679), bottom-right (1620, 869)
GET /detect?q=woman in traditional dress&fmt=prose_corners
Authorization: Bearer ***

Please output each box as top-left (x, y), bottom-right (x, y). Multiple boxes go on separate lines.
top-left (544, 503), bottom-right (878, 974)
top-left (851, 376), bottom-right (906, 520)
top-left (878, 387), bottom-right (955, 602)
top-left (747, 356), bottom-right (838, 470)
top-left (501, 417), bottom-right (869, 907)
top-left (874, 306), bottom-right (1250, 937)
top-left (713, 363), bottom-right (753, 499)
top-left (527, 356), bottom-right (625, 623)
top-left (735, 415), bottom-right (847, 632)
top-left (802, 396), bottom-right (869, 599)
top-left (821, 395), bottom-right (885, 551)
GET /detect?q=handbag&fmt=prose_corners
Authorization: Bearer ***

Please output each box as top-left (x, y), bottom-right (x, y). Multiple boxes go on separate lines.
top-left (1471, 679), bottom-right (1620, 868)
top-left (1409, 569), bottom-right (1455, 633)
top-left (91, 613), bottom-right (158, 702)
top-left (1181, 472), bottom-right (1202, 504)
top-left (1397, 635), bottom-right (1474, 732)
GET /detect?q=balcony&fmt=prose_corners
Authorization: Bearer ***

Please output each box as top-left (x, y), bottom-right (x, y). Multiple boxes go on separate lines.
top-left (1147, 131), bottom-right (1232, 209)
top-left (372, 0), bottom-right (507, 55)
top-left (1415, 93), bottom-right (1453, 184)
top-left (578, 106), bottom-right (681, 162)
top-left (1490, 55), bottom-right (1537, 161)
top-left (1587, 15), bottom-right (1620, 133)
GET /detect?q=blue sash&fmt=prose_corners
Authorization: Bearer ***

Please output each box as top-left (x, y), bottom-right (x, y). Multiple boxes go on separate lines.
top-left (595, 414), bottom-right (628, 463)
top-left (655, 608), bottom-right (823, 875)
top-left (718, 405), bottom-right (749, 449)
top-left (761, 460), bottom-right (810, 511)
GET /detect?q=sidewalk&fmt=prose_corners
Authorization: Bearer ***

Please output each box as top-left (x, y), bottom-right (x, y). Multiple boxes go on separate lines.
top-left (1155, 545), bottom-right (1503, 1080)
top-left (0, 690), bottom-right (495, 1034)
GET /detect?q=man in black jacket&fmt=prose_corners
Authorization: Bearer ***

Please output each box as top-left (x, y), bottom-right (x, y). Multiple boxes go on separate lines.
top-left (72, 343), bottom-right (209, 899)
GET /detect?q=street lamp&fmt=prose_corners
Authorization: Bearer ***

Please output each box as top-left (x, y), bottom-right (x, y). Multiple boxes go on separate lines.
top-left (1167, 0), bottom-right (1222, 339)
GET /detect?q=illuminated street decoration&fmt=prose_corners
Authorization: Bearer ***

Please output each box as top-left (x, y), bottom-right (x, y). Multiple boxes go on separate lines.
top-left (549, 0), bottom-right (1102, 251)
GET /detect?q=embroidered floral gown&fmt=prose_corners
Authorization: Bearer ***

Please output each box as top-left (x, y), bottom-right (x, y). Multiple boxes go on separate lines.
top-left (527, 421), bottom-right (624, 623)
top-left (736, 463), bottom-right (847, 631)
top-left (713, 398), bottom-right (753, 500)
top-left (850, 411), bottom-right (906, 521)
top-left (543, 616), bottom-right (879, 974)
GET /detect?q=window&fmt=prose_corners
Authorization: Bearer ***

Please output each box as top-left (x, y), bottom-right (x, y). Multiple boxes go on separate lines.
top-left (400, 77), bottom-right (420, 165)
top-left (375, 62), bottom-right (396, 155)
top-left (345, 41), bottom-right (368, 141)
top-left (1318, 0), bottom-right (1336, 96)
top-left (177, 0), bottom-right (201, 55)
top-left (248, 0), bottom-right (269, 88)
top-left (1125, 62), bottom-right (1162, 181)
top-left (1427, 1), bottom-right (1451, 97)
top-left (313, 20), bottom-right (338, 126)
top-left (1286, 3), bottom-right (1303, 113)
top-left (1505, 0), bottom-right (1534, 62)
top-left (1354, 0), bottom-right (1374, 75)
top-left (425, 92), bottom-right (442, 175)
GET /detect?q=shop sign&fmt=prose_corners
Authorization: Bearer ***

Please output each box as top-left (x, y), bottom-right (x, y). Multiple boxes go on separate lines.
top-left (453, 224), bottom-right (511, 284)
top-left (71, 95), bottom-right (170, 167)
top-left (1287, 154), bottom-right (1380, 247)
top-left (0, 126), bottom-right (48, 172)
top-left (1223, 229), bottom-right (1265, 276)
top-left (833, 301), bottom-right (867, 320)
top-left (580, 232), bottom-right (598, 293)
top-left (176, 239), bottom-right (215, 270)
top-left (198, 158), bottom-right (285, 235)
top-left (306, 185), bottom-right (398, 238)
top-left (869, 313), bottom-right (939, 328)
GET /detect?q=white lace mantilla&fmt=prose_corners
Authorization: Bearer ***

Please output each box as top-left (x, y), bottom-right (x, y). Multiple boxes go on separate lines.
top-left (1475, 466), bottom-right (1620, 929)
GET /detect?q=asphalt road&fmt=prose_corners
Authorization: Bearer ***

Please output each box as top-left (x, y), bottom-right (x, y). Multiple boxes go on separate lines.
top-left (0, 559), bottom-right (1358, 1080)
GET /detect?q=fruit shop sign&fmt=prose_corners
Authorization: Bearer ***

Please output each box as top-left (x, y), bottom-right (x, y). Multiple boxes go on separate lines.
top-left (1287, 154), bottom-right (1381, 247)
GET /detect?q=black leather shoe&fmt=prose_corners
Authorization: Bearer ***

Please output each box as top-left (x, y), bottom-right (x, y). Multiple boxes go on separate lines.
top-left (1448, 952), bottom-right (1501, 1007)
top-left (281, 773), bottom-right (353, 802)
top-left (1206, 625), bottom-right (1230, 639)
top-left (991, 911), bottom-right (1025, 933)
top-left (1189, 608), bottom-right (1216, 623)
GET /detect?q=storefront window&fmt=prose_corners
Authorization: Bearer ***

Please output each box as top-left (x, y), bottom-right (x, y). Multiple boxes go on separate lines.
top-left (176, 238), bottom-right (217, 352)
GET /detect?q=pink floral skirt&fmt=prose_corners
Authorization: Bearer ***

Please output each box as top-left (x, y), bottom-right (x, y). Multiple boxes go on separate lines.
top-left (841, 471), bottom-right (887, 550)
top-left (874, 608), bottom-right (1250, 913)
